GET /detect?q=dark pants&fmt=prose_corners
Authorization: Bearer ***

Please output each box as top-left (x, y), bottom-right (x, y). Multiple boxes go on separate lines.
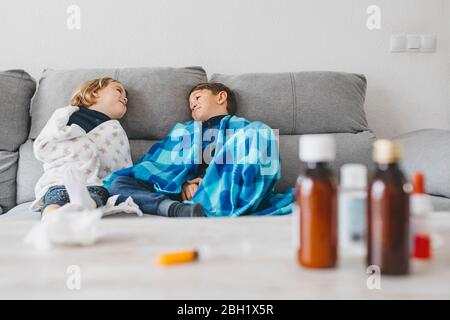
top-left (108, 176), bottom-right (177, 214)
top-left (43, 185), bottom-right (109, 211)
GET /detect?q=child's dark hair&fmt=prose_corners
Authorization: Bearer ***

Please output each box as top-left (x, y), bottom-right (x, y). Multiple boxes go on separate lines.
top-left (188, 82), bottom-right (237, 115)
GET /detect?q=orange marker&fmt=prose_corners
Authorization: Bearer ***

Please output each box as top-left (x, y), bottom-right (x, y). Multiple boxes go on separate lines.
top-left (156, 250), bottom-right (199, 266)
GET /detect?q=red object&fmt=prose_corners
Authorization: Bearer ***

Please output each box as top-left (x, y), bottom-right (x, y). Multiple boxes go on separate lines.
top-left (414, 234), bottom-right (432, 259)
top-left (413, 172), bottom-right (425, 194)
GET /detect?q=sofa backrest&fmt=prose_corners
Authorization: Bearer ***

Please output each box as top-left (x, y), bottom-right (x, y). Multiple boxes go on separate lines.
top-left (29, 67), bottom-right (207, 140)
top-left (210, 71), bottom-right (369, 135)
top-left (1, 67), bottom-right (375, 210)
top-left (209, 71), bottom-right (374, 192)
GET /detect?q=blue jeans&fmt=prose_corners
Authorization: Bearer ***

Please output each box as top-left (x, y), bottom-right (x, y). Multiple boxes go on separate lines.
top-left (108, 176), bottom-right (178, 214)
top-left (43, 185), bottom-right (109, 211)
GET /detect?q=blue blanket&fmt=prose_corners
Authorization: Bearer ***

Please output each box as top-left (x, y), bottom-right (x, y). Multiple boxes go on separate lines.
top-left (104, 115), bottom-right (293, 216)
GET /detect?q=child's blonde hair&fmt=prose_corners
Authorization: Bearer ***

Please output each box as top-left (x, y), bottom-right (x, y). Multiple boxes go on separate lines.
top-left (70, 77), bottom-right (123, 107)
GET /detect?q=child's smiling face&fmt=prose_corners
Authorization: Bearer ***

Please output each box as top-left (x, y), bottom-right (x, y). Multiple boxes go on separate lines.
top-left (189, 89), bottom-right (228, 122)
top-left (93, 82), bottom-right (128, 119)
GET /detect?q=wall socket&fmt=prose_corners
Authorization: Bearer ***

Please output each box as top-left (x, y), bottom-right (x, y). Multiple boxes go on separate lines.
top-left (390, 34), bottom-right (437, 53)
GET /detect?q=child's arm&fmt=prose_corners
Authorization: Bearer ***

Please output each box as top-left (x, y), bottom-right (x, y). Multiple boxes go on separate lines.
top-left (34, 106), bottom-right (86, 162)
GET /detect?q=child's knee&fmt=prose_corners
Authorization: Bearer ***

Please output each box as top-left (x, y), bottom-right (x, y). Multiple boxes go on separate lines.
top-left (109, 176), bottom-right (133, 195)
top-left (42, 204), bottom-right (61, 215)
top-left (89, 193), bottom-right (105, 208)
top-left (43, 186), bottom-right (70, 208)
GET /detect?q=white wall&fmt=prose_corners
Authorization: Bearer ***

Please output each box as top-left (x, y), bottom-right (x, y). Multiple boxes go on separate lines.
top-left (0, 0), bottom-right (449, 138)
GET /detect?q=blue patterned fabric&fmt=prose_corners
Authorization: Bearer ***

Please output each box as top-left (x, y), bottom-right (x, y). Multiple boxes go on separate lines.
top-left (104, 115), bottom-right (293, 216)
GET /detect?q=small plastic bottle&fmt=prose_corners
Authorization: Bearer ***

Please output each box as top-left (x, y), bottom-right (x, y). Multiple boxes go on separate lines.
top-left (339, 164), bottom-right (367, 250)
top-left (410, 172), bottom-right (433, 260)
top-left (296, 134), bottom-right (337, 268)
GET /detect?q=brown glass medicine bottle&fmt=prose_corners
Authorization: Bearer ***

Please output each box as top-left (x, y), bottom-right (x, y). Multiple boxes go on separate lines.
top-left (296, 134), bottom-right (337, 268)
top-left (367, 140), bottom-right (410, 275)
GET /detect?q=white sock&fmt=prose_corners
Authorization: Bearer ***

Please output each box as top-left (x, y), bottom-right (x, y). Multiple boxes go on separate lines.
top-left (63, 168), bottom-right (93, 209)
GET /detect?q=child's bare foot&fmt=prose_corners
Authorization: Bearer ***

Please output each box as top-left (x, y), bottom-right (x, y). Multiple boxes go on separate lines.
top-left (41, 204), bottom-right (61, 220)
top-left (63, 168), bottom-right (94, 209)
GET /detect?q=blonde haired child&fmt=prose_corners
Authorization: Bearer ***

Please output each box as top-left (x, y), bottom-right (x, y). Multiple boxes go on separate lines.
top-left (32, 77), bottom-right (132, 216)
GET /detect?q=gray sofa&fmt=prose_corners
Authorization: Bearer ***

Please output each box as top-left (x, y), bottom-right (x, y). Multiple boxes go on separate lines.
top-left (0, 67), bottom-right (448, 220)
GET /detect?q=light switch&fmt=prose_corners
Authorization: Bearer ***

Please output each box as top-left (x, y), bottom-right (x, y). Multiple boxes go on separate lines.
top-left (390, 34), bottom-right (406, 52)
top-left (407, 34), bottom-right (421, 50)
top-left (420, 35), bottom-right (437, 52)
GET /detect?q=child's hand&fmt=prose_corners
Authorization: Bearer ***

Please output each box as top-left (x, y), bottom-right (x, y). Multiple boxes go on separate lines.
top-left (187, 177), bottom-right (203, 185)
top-left (181, 177), bottom-right (203, 201)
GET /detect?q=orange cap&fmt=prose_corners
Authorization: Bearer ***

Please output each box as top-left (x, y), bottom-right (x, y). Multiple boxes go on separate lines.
top-left (412, 172), bottom-right (425, 194)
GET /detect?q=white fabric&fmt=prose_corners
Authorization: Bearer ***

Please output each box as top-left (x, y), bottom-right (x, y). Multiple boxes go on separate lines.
top-left (32, 106), bottom-right (133, 211)
top-left (24, 204), bottom-right (103, 250)
top-left (101, 195), bottom-right (143, 217)
top-left (24, 197), bottom-right (144, 251)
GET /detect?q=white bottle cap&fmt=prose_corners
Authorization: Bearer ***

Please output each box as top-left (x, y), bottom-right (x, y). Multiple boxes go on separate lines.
top-left (340, 164), bottom-right (368, 189)
top-left (299, 134), bottom-right (335, 162)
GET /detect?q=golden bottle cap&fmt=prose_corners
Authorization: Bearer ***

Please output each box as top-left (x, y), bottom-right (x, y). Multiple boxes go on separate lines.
top-left (373, 139), bottom-right (402, 164)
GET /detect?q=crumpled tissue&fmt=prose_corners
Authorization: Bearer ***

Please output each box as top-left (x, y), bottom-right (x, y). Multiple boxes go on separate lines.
top-left (24, 195), bottom-right (143, 250)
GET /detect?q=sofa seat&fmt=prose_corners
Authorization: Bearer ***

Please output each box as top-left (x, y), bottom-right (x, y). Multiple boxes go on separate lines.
top-left (0, 202), bottom-right (160, 221)
top-left (3, 194), bottom-right (449, 222)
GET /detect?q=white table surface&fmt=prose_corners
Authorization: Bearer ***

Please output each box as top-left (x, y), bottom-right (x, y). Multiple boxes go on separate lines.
top-left (1, 213), bottom-right (449, 299)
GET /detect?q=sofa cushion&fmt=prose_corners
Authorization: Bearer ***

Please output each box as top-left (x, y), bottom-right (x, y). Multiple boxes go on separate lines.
top-left (0, 70), bottom-right (35, 213)
top-left (0, 151), bottom-right (19, 213)
top-left (0, 201), bottom-right (160, 220)
top-left (29, 66), bottom-right (207, 140)
top-left (429, 195), bottom-right (450, 211)
top-left (210, 71), bottom-right (369, 135)
top-left (16, 140), bottom-right (42, 205)
top-left (0, 202), bottom-right (41, 221)
top-left (397, 129), bottom-right (450, 199)
top-left (0, 70), bottom-right (36, 152)
top-left (277, 131), bottom-right (375, 192)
